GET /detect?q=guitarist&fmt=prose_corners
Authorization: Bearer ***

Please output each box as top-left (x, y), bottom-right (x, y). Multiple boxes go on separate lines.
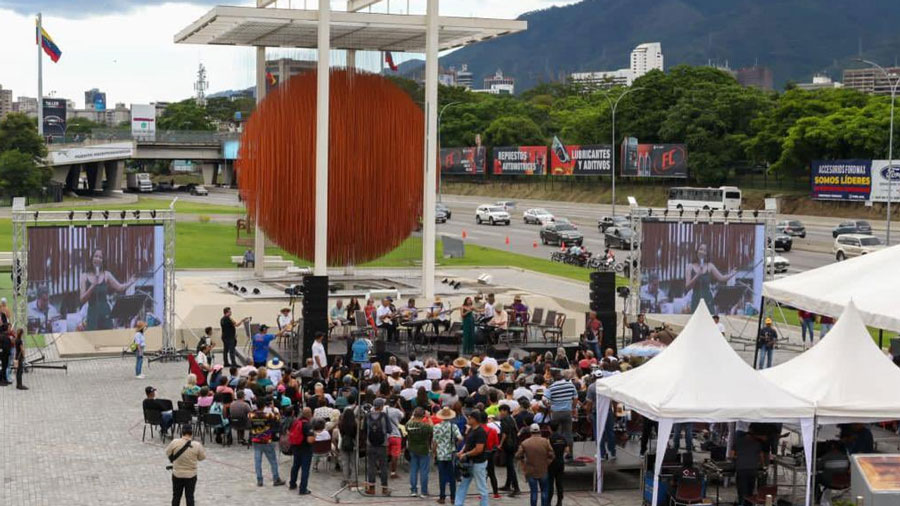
top-left (376, 298), bottom-right (399, 342)
top-left (427, 297), bottom-right (452, 337)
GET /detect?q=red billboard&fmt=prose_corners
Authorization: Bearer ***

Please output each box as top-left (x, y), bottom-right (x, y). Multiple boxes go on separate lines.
top-left (440, 147), bottom-right (485, 175)
top-left (621, 140), bottom-right (688, 177)
top-left (549, 144), bottom-right (613, 176)
top-left (492, 146), bottom-right (547, 175)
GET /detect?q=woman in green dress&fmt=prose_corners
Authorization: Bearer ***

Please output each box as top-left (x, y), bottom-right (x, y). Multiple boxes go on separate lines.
top-left (460, 297), bottom-right (475, 355)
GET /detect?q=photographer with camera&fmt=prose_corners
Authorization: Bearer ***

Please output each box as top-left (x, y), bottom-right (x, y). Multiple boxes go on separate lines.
top-left (165, 424), bottom-right (206, 506)
top-left (455, 410), bottom-right (490, 506)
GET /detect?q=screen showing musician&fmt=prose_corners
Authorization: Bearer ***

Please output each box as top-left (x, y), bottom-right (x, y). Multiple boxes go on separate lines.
top-left (639, 221), bottom-right (765, 316)
top-left (26, 225), bottom-right (165, 334)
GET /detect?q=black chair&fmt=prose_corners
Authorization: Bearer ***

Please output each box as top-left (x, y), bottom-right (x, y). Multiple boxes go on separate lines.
top-left (229, 416), bottom-right (251, 448)
top-left (201, 413), bottom-right (225, 445)
top-left (174, 409), bottom-right (194, 436)
top-left (182, 394), bottom-right (198, 405)
top-left (143, 408), bottom-right (167, 442)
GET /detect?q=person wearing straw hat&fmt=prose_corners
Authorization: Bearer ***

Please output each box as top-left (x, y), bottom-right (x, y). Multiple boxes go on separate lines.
top-left (452, 357), bottom-right (469, 371)
top-left (428, 297), bottom-right (452, 337)
top-left (133, 321), bottom-right (147, 379)
top-left (433, 407), bottom-right (463, 504)
top-left (266, 357), bottom-right (284, 385)
top-left (478, 361), bottom-right (498, 386)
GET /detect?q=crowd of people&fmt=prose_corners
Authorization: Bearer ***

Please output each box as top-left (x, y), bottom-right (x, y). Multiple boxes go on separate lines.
top-left (0, 299), bottom-right (27, 390)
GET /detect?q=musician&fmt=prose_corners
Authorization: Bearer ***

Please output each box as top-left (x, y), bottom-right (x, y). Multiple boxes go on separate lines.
top-left (345, 297), bottom-right (360, 322)
top-left (376, 298), bottom-right (398, 342)
top-left (639, 272), bottom-right (669, 313)
top-left (480, 293), bottom-right (496, 323)
top-left (400, 298), bottom-right (419, 322)
top-left (28, 286), bottom-right (60, 333)
top-left (79, 248), bottom-right (136, 331)
top-left (484, 303), bottom-right (508, 344)
top-left (277, 308), bottom-right (293, 334)
top-left (510, 296), bottom-right (529, 325)
top-left (330, 300), bottom-right (345, 327)
top-left (428, 297), bottom-right (451, 336)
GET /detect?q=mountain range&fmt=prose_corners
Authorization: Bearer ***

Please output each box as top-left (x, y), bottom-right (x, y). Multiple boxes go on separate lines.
top-left (437, 0), bottom-right (900, 91)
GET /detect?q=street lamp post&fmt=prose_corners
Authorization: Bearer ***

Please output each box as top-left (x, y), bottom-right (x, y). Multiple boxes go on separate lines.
top-left (437, 101), bottom-right (461, 203)
top-left (598, 87), bottom-right (645, 217)
top-left (858, 59), bottom-right (900, 245)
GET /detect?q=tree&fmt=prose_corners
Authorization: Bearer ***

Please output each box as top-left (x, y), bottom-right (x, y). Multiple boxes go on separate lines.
top-left (483, 115), bottom-right (545, 146)
top-left (0, 113), bottom-right (47, 160)
top-left (66, 117), bottom-right (102, 136)
top-left (0, 150), bottom-right (51, 197)
top-left (157, 100), bottom-right (215, 131)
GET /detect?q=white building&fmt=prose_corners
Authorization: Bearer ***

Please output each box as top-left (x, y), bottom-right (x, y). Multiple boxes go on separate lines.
top-left (14, 96), bottom-right (37, 117)
top-left (796, 74), bottom-right (843, 91)
top-left (571, 42), bottom-right (664, 89)
top-left (456, 64), bottom-right (474, 89)
top-left (473, 69), bottom-right (515, 95)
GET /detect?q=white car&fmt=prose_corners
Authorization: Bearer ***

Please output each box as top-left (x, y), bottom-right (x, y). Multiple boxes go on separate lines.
top-left (833, 234), bottom-right (884, 261)
top-left (475, 205), bottom-right (510, 226)
top-left (766, 255), bottom-right (790, 274)
top-left (523, 208), bottom-right (555, 225)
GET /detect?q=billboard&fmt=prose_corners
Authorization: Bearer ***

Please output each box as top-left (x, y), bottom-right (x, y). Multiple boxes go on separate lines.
top-left (621, 140), bottom-right (688, 177)
top-left (131, 103), bottom-right (157, 140)
top-left (811, 160), bottom-right (871, 201)
top-left (26, 225), bottom-right (165, 334)
top-left (492, 146), bottom-right (547, 175)
top-left (639, 221), bottom-right (765, 316)
top-left (440, 147), bottom-right (485, 175)
top-left (869, 160), bottom-right (900, 203)
top-left (550, 144), bottom-right (613, 176)
top-left (42, 98), bottom-right (67, 139)
top-left (86, 89), bottom-right (107, 112)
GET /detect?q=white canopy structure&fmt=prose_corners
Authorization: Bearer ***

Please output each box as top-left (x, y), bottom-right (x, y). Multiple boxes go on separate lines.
top-left (762, 244), bottom-right (900, 332)
top-left (761, 300), bottom-right (900, 423)
top-left (595, 302), bottom-right (816, 506)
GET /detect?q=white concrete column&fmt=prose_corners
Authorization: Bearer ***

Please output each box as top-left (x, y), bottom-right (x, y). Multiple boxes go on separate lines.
top-left (347, 50), bottom-right (356, 69)
top-left (422, 0), bottom-right (439, 299)
top-left (254, 45), bottom-right (268, 278)
top-left (314, 0), bottom-right (331, 275)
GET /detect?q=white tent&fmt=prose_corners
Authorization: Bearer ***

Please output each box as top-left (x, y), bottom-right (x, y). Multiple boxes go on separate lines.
top-left (762, 244), bottom-right (900, 332)
top-left (595, 302), bottom-right (816, 506)
top-left (761, 300), bottom-right (900, 423)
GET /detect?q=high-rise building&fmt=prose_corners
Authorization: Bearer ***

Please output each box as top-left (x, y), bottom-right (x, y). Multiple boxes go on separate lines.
top-left (480, 69), bottom-right (515, 94)
top-left (84, 88), bottom-right (107, 111)
top-left (14, 96), bottom-right (38, 117)
top-left (0, 85), bottom-right (12, 119)
top-left (843, 67), bottom-right (900, 95)
top-left (736, 66), bottom-right (774, 91)
top-left (456, 64), bottom-right (474, 89)
top-left (571, 42), bottom-right (663, 89)
top-left (796, 74), bottom-right (843, 91)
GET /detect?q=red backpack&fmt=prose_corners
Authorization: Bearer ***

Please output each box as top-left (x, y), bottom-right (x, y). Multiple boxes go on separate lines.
top-left (288, 418), bottom-right (308, 446)
top-left (485, 425), bottom-right (500, 451)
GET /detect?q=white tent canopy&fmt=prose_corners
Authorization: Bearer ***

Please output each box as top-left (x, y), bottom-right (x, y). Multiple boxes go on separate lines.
top-left (594, 302), bottom-right (816, 506)
top-left (763, 244), bottom-right (900, 332)
top-left (761, 300), bottom-right (900, 424)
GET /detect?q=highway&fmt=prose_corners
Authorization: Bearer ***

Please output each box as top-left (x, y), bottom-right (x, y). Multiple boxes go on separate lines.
top-left (173, 189), bottom-right (894, 275)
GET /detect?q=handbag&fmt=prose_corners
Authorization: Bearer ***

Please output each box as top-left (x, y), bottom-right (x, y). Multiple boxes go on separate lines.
top-left (128, 342), bottom-right (138, 353)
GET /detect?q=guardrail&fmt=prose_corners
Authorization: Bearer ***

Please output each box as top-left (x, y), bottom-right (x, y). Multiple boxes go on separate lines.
top-left (47, 129), bottom-right (241, 147)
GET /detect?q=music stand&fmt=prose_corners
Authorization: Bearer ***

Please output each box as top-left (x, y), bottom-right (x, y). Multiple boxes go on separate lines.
top-left (110, 294), bottom-right (149, 328)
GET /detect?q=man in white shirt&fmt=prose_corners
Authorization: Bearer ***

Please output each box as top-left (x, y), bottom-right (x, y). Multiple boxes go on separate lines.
top-left (27, 287), bottom-right (60, 333)
top-left (277, 308), bottom-right (293, 333)
top-left (713, 315), bottom-right (726, 336)
top-left (481, 293), bottom-right (496, 322)
top-left (311, 332), bottom-right (328, 376)
top-left (408, 353), bottom-right (424, 370)
top-left (375, 298), bottom-right (398, 341)
top-left (266, 358), bottom-right (284, 384)
top-left (513, 379), bottom-right (534, 402)
top-left (428, 297), bottom-right (451, 336)
top-left (196, 344), bottom-right (211, 374)
top-left (399, 378), bottom-right (418, 401)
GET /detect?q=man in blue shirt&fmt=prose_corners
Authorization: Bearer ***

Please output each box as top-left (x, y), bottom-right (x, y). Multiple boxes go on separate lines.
top-left (351, 337), bottom-right (370, 365)
top-left (252, 324), bottom-right (276, 367)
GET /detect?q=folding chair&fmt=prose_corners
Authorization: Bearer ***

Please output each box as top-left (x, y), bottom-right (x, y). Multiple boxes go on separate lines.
top-left (142, 408), bottom-right (166, 442)
top-left (201, 412), bottom-right (226, 445)
top-left (670, 475), bottom-right (704, 505)
top-left (543, 313), bottom-right (567, 344)
top-left (311, 439), bottom-right (334, 471)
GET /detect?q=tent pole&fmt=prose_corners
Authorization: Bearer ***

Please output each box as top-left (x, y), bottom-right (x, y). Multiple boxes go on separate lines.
top-left (753, 296), bottom-right (766, 369)
top-left (879, 329), bottom-right (884, 350)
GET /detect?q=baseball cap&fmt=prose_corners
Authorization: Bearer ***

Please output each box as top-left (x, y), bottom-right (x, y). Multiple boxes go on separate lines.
top-left (764, 317), bottom-right (773, 324)
top-left (145, 386), bottom-right (157, 395)
top-left (530, 423), bottom-right (541, 433)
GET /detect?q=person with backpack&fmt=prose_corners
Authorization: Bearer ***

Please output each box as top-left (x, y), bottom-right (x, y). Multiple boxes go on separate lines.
top-left (165, 424), bottom-right (206, 506)
top-left (287, 406), bottom-right (315, 495)
top-left (498, 404), bottom-right (521, 497)
top-left (338, 407), bottom-right (359, 488)
top-left (364, 397), bottom-right (393, 496)
top-left (406, 406), bottom-right (434, 497)
top-left (455, 410), bottom-right (490, 506)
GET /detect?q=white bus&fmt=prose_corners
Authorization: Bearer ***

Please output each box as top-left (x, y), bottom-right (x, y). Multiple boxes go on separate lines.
top-left (667, 186), bottom-right (742, 210)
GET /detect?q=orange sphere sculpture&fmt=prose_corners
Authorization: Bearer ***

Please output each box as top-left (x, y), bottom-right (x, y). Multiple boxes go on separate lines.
top-left (237, 70), bottom-right (424, 266)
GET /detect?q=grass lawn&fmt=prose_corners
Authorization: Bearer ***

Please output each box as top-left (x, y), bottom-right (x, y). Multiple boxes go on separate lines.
top-left (769, 303), bottom-right (895, 349)
top-left (42, 196), bottom-right (246, 215)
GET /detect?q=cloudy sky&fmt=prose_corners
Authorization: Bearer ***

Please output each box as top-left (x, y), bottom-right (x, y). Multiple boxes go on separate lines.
top-left (0, 0), bottom-right (577, 108)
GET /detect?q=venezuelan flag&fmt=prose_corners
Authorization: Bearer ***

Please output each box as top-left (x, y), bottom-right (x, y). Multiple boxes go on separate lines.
top-left (36, 22), bottom-right (62, 63)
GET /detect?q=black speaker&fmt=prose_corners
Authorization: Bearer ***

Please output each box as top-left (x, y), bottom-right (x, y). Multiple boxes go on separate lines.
top-left (589, 271), bottom-right (615, 313)
top-left (301, 275), bottom-right (329, 362)
top-left (596, 310), bottom-right (618, 354)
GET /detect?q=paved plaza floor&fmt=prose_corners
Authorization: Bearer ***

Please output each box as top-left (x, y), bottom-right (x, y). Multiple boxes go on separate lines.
top-left (0, 353), bottom-right (643, 506)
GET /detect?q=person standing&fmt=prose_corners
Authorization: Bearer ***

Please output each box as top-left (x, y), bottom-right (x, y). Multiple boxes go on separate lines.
top-left (220, 307), bottom-right (248, 367)
top-left (498, 404), bottom-right (521, 497)
top-left (454, 410), bottom-right (490, 506)
top-left (757, 318), bottom-right (777, 369)
top-left (364, 397), bottom-right (393, 496)
top-left (133, 321), bottom-right (147, 379)
top-left (820, 314), bottom-right (835, 338)
top-left (0, 324), bottom-right (11, 387)
top-left (13, 328), bottom-right (26, 390)
top-left (547, 421), bottom-right (568, 506)
top-left (460, 297), bottom-right (475, 355)
top-left (406, 407), bottom-right (434, 497)
top-left (516, 424), bottom-right (555, 506)
top-left (165, 424), bottom-right (206, 506)
top-left (547, 369), bottom-right (577, 458)
top-left (625, 313), bottom-right (651, 344)
top-left (583, 312), bottom-right (602, 358)
top-left (713, 314), bottom-right (726, 336)
top-left (288, 407), bottom-right (315, 495)
top-left (311, 331), bottom-right (328, 378)
top-left (433, 407), bottom-right (463, 504)
top-left (248, 397), bottom-right (286, 487)
top-left (251, 324), bottom-right (276, 368)
top-left (732, 428), bottom-right (765, 506)
top-left (337, 407), bottom-right (359, 489)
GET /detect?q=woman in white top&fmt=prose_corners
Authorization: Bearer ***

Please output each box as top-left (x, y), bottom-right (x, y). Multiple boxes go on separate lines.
top-left (133, 321), bottom-right (147, 379)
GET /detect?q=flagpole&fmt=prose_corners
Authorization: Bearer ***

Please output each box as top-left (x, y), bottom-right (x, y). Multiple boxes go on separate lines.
top-left (37, 12), bottom-right (44, 137)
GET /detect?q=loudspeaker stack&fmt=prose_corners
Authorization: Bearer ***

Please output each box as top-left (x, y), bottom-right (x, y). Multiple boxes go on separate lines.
top-left (301, 275), bottom-right (330, 362)
top-left (589, 271), bottom-right (618, 354)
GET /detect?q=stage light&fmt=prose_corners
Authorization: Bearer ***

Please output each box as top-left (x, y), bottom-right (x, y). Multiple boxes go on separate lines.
top-left (724, 210), bottom-right (730, 219)
top-left (240, 287), bottom-right (247, 293)
top-left (616, 286), bottom-right (630, 298)
top-left (663, 209), bottom-right (669, 218)
top-left (33, 211), bottom-right (39, 221)
top-left (737, 210), bottom-right (744, 219)
top-left (86, 211), bottom-right (93, 220)
top-left (133, 210), bottom-right (141, 219)
top-left (227, 282), bottom-right (234, 288)
top-left (68, 211), bottom-right (74, 221)
top-left (252, 288), bottom-right (260, 295)
top-left (442, 278), bottom-right (449, 284)
top-left (678, 209), bottom-right (684, 218)
top-left (150, 210), bottom-right (157, 219)
top-left (102, 210), bottom-right (109, 220)
top-left (694, 209), bottom-right (700, 218)
top-left (120, 211), bottom-right (126, 220)
top-left (648, 209), bottom-right (653, 217)
top-left (753, 210), bottom-right (759, 218)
